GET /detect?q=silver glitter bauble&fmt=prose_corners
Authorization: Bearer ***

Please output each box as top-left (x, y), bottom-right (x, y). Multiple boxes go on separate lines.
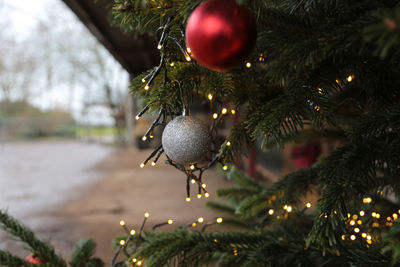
top-left (162, 115), bottom-right (211, 165)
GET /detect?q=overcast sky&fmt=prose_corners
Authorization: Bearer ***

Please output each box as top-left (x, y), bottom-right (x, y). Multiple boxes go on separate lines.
top-left (4, 0), bottom-right (48, 30)
top-left (1, 0), bottom-right (129, 125)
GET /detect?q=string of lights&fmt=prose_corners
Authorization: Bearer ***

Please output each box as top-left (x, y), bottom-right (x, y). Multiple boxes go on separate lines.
top-left (111, 213), bottom-right (224, 266)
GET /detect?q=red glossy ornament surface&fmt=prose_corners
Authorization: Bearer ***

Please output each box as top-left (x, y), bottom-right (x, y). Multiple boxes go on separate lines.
top-left (186, 0), bottom-right (257, 71)
top-left (25, 254), bottom-right (47, 264)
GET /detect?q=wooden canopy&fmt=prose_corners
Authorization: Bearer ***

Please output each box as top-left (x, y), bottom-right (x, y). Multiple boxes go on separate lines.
top-left (61, 0), bottom-right (159, 76)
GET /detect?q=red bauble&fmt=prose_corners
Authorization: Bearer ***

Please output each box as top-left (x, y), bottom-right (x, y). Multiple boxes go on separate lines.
top-left (185, 0), bottom-right (257, 71)
top-left (291, 142), bottom-right (321, 169)
top-left (25, 254), bottom-right (47, 265)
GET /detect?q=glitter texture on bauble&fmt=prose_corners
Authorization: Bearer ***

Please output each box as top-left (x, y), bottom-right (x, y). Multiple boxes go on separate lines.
top-left (162, 116), bottom-right (211, 165)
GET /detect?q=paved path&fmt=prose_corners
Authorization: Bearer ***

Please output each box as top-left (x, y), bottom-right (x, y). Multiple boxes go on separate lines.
top-left (0, 142), bottom-right (233, 263)
top-left (0, 141), bottom-right (113, 254)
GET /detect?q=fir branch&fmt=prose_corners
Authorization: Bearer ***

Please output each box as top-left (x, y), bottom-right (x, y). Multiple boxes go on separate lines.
top-left (382, 223), bottom-right (400, 265)
top-left (70, 238), bottom-right (103, 267)
top-left (206, 202), bottom-right (236, 215)
top-left (308, 135), bottom-right (400, 248)
top-left (363, 4), bottom-right (400, 61)
top-left (216, 166), bottom-right (318, 218)
top-left (0, 251), bottom-right (26, 267)
top-left (0, 211), bottom-right (66, 267)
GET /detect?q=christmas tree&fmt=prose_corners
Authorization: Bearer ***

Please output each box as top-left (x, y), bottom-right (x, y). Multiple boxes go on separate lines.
top-left (1, 0), bottom-right (400, 266)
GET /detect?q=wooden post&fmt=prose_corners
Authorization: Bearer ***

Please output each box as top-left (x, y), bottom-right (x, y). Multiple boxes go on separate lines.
top-left (125, 75), bottom-right (137, 145)
top-left (248, 145), bottom-right (257, 178)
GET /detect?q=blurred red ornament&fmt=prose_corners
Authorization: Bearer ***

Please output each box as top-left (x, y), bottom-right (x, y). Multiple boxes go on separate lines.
top-left (185, 0), bottom-right (257, 71)
top-left (25, 254), bottom-right (47, 265)
top-left (291, 142), bottom-right (321, 168)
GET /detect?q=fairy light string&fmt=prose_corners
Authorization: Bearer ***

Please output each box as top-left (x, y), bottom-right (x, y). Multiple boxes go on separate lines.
top-left (111, 195), bottom-right (399, 266)
top-left (112, 214), bottom-right (225, 266)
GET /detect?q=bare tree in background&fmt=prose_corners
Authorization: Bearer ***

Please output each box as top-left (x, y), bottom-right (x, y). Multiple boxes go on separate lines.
top-left (33, 2), bottom-right (128, 142)
top-left (0, 0), bottom-right (128, 142)
top-left (0, 3), bottom-right (38, 102)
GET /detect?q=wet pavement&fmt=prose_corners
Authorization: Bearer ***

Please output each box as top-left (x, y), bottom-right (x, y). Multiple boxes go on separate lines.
top-left (0, 141), bottom-right (233, 261)
top-left (0, 141), bottom-right (113, 222)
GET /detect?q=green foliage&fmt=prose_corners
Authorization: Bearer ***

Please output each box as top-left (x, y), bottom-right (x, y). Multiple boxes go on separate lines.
top-left (0, 100), bottom-right (76, 139)
top-left (112, 0), bottom-right (203, 34)
top-left (131, 62), bottom-right (235, 119)
top-left (3, 0), bottom-right (399, 266)
top-left (0, 251), bottom-right (26, 267)
top-left (363, 4), bottom-right (400, 61)
top-left (0, 211), bottom-right (66, 267)
top-left (382, 223), bottom-right (400, 265)
top-left (215, 165), bottom-right (318, 219)
top-left (110, 0), bottom-right (400, 265)
top-left (70, 238), bottom-right (104, 267)
top-left (135, 227), bottom-right (330, 267)
top-left (0, 211), bottom-right (104, 267)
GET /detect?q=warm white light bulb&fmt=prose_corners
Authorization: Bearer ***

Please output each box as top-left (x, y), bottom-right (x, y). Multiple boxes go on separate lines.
top-left (198, 217), bottom-right (204, 223)
top-left (216, 217), bottom-right (223, 223)
top-left (144, 212), bottom-right (150, 218)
